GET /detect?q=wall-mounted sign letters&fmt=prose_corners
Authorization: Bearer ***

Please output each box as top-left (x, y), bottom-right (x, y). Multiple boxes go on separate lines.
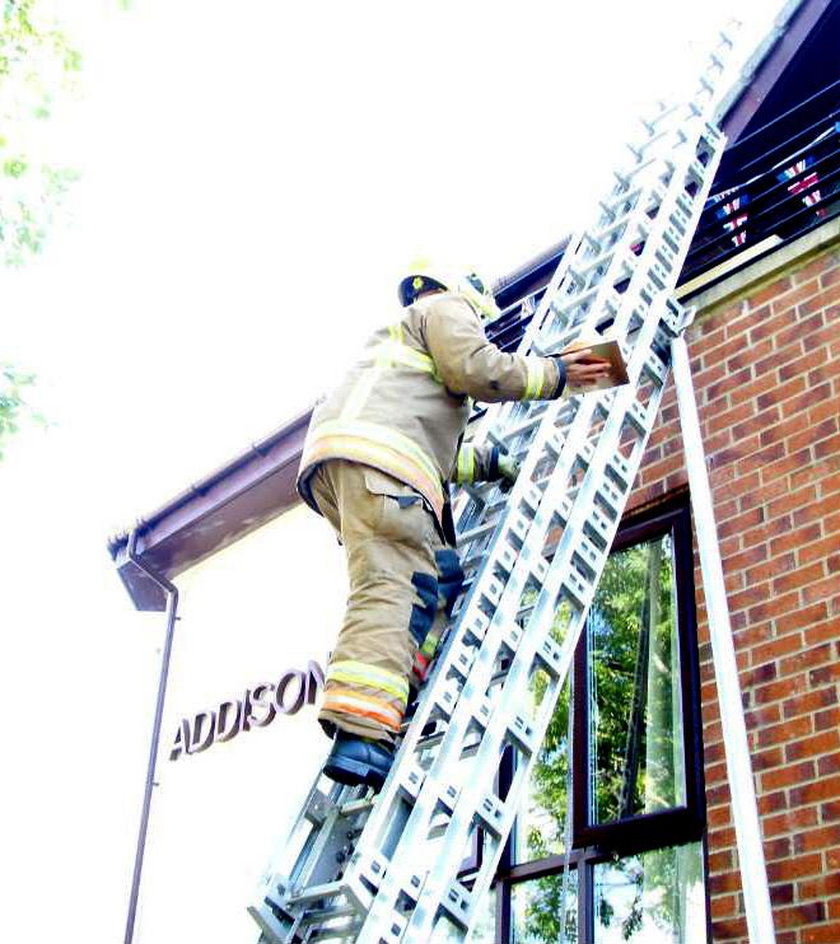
top-left (169, 660), bottom-right (324, 761)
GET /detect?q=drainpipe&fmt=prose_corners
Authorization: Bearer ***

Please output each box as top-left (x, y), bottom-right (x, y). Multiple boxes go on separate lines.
top-left (123, 530), bottom-right (180, 944)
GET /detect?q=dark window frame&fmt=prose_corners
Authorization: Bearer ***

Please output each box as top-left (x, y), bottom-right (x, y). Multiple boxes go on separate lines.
top-left (572, 493), bottom-right (706, 853)
top-left (483, 492), bottom-right (708, 944)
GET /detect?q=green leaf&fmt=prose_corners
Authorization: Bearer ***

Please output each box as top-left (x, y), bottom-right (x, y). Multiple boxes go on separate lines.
top-left (3, 157), bottom-right (28, 177)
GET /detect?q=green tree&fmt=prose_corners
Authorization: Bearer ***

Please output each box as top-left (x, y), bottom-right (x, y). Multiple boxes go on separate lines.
top-left (1, 1), bottom-right (82, 457)
top-left (0, 363), bottom-right (43, 458)
top-left (1, 0), bottom-right (81, 265)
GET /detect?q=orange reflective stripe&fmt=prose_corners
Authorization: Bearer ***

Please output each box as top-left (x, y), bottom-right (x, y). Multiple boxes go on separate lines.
top-left (323, 689), bottom-right (403, 731)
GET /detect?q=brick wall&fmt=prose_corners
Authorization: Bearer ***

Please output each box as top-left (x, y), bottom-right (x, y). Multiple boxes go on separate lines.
top-left (629, 238), bottom-right (840, 942)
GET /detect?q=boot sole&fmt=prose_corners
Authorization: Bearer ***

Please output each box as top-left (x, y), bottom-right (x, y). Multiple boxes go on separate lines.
top-left (324, 755), bottom-right (388, 791)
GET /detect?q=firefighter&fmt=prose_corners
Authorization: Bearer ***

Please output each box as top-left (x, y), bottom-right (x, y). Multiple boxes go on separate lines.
top-left (296, 264), bottom-right (611, 790)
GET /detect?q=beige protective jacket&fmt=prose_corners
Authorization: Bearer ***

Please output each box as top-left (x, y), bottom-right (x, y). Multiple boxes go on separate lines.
top-left (297, 291), bottom-right (565, 528)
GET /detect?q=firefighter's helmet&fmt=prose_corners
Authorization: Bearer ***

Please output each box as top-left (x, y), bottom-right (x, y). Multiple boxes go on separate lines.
top-left (398, 262), bottom-right (501, 323)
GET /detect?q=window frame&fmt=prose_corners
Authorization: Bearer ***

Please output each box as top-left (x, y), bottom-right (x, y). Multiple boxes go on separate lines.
top-left (572, 494), bottom-right (706, 853)
top-left (484, 493), bottom-right (709, 943)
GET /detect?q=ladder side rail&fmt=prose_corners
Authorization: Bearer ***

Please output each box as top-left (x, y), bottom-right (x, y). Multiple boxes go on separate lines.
top-left (672, 336), bottom-right (776, 943)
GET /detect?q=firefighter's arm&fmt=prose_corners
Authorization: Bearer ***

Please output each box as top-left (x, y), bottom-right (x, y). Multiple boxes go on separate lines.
top-left (424, 296), bottom-right (563, 403)
top-left (452, 444), bottom-right (519, 490)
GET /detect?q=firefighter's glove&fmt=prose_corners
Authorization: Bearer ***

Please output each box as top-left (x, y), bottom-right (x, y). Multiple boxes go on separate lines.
top-left (489, 446), bottom-right (520, 492)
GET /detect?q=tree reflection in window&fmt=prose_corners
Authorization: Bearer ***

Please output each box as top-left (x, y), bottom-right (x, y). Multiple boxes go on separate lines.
top-left (504, 503), bottom-right (704, 944)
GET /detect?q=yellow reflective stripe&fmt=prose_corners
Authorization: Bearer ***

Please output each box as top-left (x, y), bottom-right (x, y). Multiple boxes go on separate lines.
top-left (369, 341), bottom-right (436, 374)
top-left (456, 445), bottom-right (476, 483)
top-left (314, 419), bottom-right (440, 490)
top-left (356, 322), bottom-right (441, 380)
top-left (522, 358), bottom-right (545, 400)
top-left (328, 660), bottom-right (409, 705)
top-left (340, 369), bottom-right (380, 421)
top-left (420, 635), bottom-right (439, 657)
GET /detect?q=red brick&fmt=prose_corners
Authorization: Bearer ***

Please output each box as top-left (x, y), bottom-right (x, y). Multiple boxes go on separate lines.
top-left (803, 573), bottom-right (840, 606)
top-left (765, 806), bottom-right (819, 837)
top-left (818, 754), bottom-right (840, 777)
top-left (750, 277), bottom-right (794, 312)
top-left (799, 872), bottom-right (840, 899)
top-left (767, 484), bottom-right (818, 522)
top-left (762, 446), bottom-right (818, 487)
top-left (744, 703), bottom-right (781, 730)
top-left (694, 359), bottom-right (728, 393)
top-left (710, 893), bottom-right (738, 920)
top-left (703, 400), bottom-right (763, 440)
top-left (793, 824), bottom-right (840, 853)
top-left (747, 591), bottom-right (800, 627)
top-left (770, 521), bottom-right (821, 556)
top-left (708, 847), bottom-right (734, 872)
top-left (811, 661), bottom-right (840, 686)
top-left (758, 789), bottom-right (788, 815)
top-left (791, 456), bottom-right (840, 491)
top-left (765, 838), bottom-right (793, 862)
top-left (778, 642), bottom-right (833, 678)
top-left (790, 774), bottom-right (840, 806)
top-left (815, 433), bottom-right (840, 460)
top-left (743, 551), bottom-right (793, 587)
top-left (799, 278), bottom-right (840, 315)
top-left (774, 560), bottom-right (825, 595)
top-left (753, 673), bottom-right (803, 705)
top-left (778, 346), bottom-right (828, 385)
top-left (710, 870), bottom-right (743, 894)
top-left (762, 759), bottom-right (815, 791)
top-left (711, 916), bottom-right (748, 941)
top-left (723, 541), bottom-right (768, 573)
top-left (728, 336), bottom-right (775, 374)
top-left (766, 852), bottom-right (823, 881)
top-left (755, 374), bottom-right (807, 412)
top-left (752, 745), bottom-right (784, 771)
top-left (803, 924), bottom-right (840, 943)
top-left (733, 621), bottom-right (774, 649)
top-left (776, 900), bottom-right (827, 929)
top-left (781, 380), bottom-right (835, 421)
top-left (790, 418), bottom-right (839, 456)
top-left (815, 706), bottom-right (840, 731)
top-left (804, 617), bottom-right (840, 648)
top-left (795, 250), bottom-right (840, 285)
top-left (777, 308), bottom-right (825, 351)
top-left (749, 630), bottom-right (805, 667)
top-left (784, 685), bottom-right (838, 719)
top-left (776, 601), bottom-right (829, 635)
top-left (786, 730), bottom-right (840, 763)
top-left (772, 277), bottom-right (822, 313)
top-left (708, 805), bottom-right (732, 829)
top-left (821, 799), bottom-right (840, 822)
top-left (757, 714), bottom-right (812, 748)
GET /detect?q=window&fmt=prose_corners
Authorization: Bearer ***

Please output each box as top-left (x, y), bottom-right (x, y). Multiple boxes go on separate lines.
top-left (470, 497), bottom-right (708, 943)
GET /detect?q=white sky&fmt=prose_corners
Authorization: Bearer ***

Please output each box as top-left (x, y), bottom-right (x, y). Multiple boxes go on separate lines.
top-left (0, 2), bottom-right (791, 942)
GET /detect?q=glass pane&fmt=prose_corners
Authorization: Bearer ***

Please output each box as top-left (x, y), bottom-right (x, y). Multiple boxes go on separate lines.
top-left (588, 532), bottom-right (686, 824)
top-left (515, 676), bottom-right (573, 862)
top-left (469, 885), bottom-right (498, 943)
top-left (593, 842), bottom-right (707, 942)
top-left (512, 869), bottom-right (578, 944)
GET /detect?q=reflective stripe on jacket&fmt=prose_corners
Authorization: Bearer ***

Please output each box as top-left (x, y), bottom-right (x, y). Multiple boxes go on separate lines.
top-left (296, 292), bottom-right (564, 525)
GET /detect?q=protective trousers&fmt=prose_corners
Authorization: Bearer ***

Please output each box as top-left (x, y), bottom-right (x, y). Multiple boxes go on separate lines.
top-left (311, 459), bottom-right (463, 745)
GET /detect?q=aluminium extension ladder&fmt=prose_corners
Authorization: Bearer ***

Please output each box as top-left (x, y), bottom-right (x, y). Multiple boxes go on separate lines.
top-left (250, 29), bottom-right (759, 944)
